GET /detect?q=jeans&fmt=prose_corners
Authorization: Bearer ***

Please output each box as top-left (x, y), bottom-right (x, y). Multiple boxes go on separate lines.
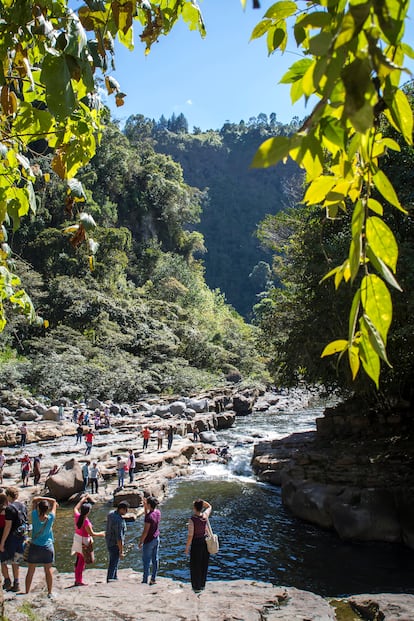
top-left (117, 470), bottom-right (124, 488)
top-left (90, 477), bottom-right (98, 493)
top-left (107, 545), bottom-right (120, 581)
top-left (142, 536), bottom-right (159, 583)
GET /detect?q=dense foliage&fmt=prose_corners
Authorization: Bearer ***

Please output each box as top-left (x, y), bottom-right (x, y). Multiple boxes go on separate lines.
top-left (255, 89), bottom-right (414, 404)
top-left (0, 119), bottom-right (268, 401)
top-left (135, 113), bottom-right (302, 317)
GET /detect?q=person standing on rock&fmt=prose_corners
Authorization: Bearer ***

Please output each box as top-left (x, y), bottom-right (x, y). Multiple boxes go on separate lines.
top-left (71, 494), bottom-right (105, 586)
top-left (138, 496), bottom-right (160, 585)
top-left (185, 499), bottom-right (212, 593)
top-left (127, 449), bottom-right (136, 484)
top-left (89, 462), bottom-right (101, 494)
top-left (82, 461), bottom-right (90, 492)
top-left (25, 496), bottom-right (58, 599)
top-left (20, 454), bottom-right (31, 487)
top-left (167, 426), bottom-right (174, 451)
top-left (157, 429), bottom-right (164, 451)
top-left (33, 454), bottom-right (42, 486)
top-left (0, 450), bottom-right (5, 485)
top-left (141, 427), bottom-right (151, 451)
top-left (19, 423), bottom-right (27, 448)
top-left (116, 456), bottom-right (126, 489)
top-left (0, 487), bottom-right (27, 593)
top-left (84, 429), bottom-right (94, 455)
top-left (105, 501), bottom-right (129, 582)
top-left (75, 424), bottom-right (84, 445)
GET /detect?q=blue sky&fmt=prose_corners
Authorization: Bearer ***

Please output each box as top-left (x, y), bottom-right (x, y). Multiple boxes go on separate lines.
top-left (106, 0), bottom-right (312, 130)
top-left (105, 0), bottom-right (414, 131)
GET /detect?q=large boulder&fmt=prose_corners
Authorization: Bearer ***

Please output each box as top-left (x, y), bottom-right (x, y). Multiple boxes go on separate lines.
top-left (113, 488), bottom-right (144, 508)
top-left (233, 392), bottom-right (257, 416)
top-left (45, 458), bottom-right (83, 500)
top-left (169, 401), bottom-right (187, 415)
top-left (185, 398), bottom-right (209, 413)
top-left (43, 406), bottom-right (60, 421)
top-left (16, 408), bottom-right (38, 421)
top-left (199, 431), bottom-right (217, 444)
top-left (152, 405), bottom-right (171, 418)
top-left (88, 398), bottom-right (102, 410)
top-left (215, 412), bottom-right (236, 430)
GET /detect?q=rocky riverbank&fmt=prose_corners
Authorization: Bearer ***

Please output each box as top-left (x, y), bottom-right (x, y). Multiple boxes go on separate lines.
top-left (252, 396), bottom-right (414, 549)
top-left (2, 569), bottom-right (414, 621)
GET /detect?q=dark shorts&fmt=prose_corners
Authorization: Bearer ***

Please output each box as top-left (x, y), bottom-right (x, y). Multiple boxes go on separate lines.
top-left (27, 542), bottom-right (54, 565)
top-left (0, 534), bottom-right (24, 563)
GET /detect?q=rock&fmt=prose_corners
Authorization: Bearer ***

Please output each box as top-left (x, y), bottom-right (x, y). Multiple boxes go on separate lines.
top-left (225, 369), bottom-right (242, 383)
top-left (169, 401), bottom-right (187, 415)
top-left (152, 405), bottom-right (171, 417)
top-left (43, 406), bottom-right (60, 421)
top-left (233, 392), bottom-right (257, 416)
top-left (215, 412), bottom-right (236, 430)
top-left (110, 404), bottom-right (121, 415)
top-left (185, 398), bottom-right (209, 413)
top-left (113, 488), bottom-right (143, 508)
top-left (119, 403), bottom-right (133, 416)
top-left (16, 408), bottom-right (38, 421)
top-left (45, 458), bottom-right (83, 500)
top-left (2, 571), bottom-right (357, 621)
top-left (88, 398), bottom-right (102, 410)
top-left (199, 431), bottom-right (217, 444)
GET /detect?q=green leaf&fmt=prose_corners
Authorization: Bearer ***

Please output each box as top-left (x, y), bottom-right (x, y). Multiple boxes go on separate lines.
top-left (308, 31), bottom-right (332, 56)
top-left (250, 19), bottom-right (272, 41)
top-left (388, 88), bottom-right (414, 146)
top-left (251, 136), bottom-right (291, 168)
top-left (348, 344), bottom-right (360, 380)
top-left (360, 274), bottom-right (392, 344)
top-left (303, 175), bottom-right (336, 205)
top-left (365, 216), bottom-right (398, 272)
top-left (348, 288), bottom-right (361, 342)
top-left (366, 246), bottom-right (402, 292)
top-left (280, 58), bottom-right (313, 84)
top-left (361, 314), bottom-right (392, 366)
top-left (358, 331), bottom-right (380, 388)
top-left (264, 1), bottom-right (297, 20)
top-left (372, 170), bottom-right (406, 212)
top-left (321, 339), bottom-right (348, 357)
top-left (40, 54), bottom-right (76, 122)
top-left (367, 198), bottom-right (383, 215)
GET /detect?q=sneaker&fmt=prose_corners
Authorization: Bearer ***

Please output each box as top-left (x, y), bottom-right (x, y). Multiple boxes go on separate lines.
top-left (3, 578), bottom-right (12, 591)
top-left (47, 592), bottom-right (57, 599)
top-left (149, 580), bottom-right (156, 585)
top-left (74, 582), bottom-right (88, 586)
top-left (10, 582), bottom-right (20, 592)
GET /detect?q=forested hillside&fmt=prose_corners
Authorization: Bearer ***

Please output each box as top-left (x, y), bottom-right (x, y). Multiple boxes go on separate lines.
top-left (0, 115), bottom-right (268, 402)
top-left (127, 114), bottom-right (303, 317)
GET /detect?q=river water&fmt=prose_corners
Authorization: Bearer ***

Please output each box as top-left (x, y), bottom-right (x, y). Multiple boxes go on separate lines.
top-left (53, 401), bottom-right (414, 596)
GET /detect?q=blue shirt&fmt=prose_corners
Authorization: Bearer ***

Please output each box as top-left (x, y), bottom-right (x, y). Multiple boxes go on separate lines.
top-left (31, 510), bottom-right (54, 546)
top-left (105, 510), bottom-right (126, 547)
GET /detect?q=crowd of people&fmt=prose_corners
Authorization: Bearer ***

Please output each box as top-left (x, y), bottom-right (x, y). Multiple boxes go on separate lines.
top-left (0, 408), bottom-right (217, 596)
top-left (0, 484), bottom-right (214, 597)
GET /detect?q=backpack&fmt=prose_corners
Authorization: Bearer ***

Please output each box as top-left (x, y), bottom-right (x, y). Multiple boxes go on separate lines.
top-left (11, 501), bottom-right (29, 537)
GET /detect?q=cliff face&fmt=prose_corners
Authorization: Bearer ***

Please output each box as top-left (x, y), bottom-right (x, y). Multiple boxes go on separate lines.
top-left (252, 398), bottom-right (414, 548)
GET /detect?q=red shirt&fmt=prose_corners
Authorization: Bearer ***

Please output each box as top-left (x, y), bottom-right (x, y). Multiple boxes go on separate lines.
top-left (85, 432), bottom-right (94, 443)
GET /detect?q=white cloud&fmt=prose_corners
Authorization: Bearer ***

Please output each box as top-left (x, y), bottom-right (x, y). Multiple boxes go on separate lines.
top-left (186, 99), bottom-right (193, 105)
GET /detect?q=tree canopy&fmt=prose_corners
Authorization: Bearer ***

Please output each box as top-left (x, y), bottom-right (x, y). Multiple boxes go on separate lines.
top-left (1, 0), bottom-right (413, 390)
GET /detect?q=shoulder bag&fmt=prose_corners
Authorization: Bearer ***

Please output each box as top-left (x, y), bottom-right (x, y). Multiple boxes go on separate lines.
top-left (205, 517), bottom-right (219, 555)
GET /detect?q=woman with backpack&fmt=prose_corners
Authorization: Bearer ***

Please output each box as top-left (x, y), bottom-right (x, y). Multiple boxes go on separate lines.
top-left (0, 487), bottom-right (27, 593)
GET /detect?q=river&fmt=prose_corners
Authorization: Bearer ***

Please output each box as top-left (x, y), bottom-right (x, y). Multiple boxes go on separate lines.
top-left (53, 400), bottom-right (414, 596)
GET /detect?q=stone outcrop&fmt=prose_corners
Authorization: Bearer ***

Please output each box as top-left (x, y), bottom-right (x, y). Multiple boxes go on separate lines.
top-left (2, 570), bottom-right (414, 620)
top-left (45, 458), bottom-right (84, 500)
top-left (252, 398), bottom-right (414, 548)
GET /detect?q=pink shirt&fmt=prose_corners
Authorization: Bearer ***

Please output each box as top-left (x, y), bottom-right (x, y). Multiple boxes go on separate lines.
top-left (74, 510), bottom-right (91, 537)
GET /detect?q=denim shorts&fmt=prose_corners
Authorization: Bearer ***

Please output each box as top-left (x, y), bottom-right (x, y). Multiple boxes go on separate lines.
top-left (27, 542), bottom-right (54, 565)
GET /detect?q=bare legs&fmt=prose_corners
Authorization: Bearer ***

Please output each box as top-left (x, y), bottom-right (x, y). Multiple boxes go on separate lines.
top-left (25, 563), bottom-right (53, 595)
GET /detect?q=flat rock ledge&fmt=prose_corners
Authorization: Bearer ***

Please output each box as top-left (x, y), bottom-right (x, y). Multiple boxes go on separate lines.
top-left (2, 570), bottom-right (414, 621)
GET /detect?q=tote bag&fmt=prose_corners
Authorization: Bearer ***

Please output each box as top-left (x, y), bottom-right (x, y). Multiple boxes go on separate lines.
top-left (205, 518), bottom-right (219, 555)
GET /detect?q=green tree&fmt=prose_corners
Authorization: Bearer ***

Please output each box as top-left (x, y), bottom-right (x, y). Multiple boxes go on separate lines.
top-left (0, 0), bottom-right (205, 330)
top-left (249, 0), bottom-right (413, 387)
